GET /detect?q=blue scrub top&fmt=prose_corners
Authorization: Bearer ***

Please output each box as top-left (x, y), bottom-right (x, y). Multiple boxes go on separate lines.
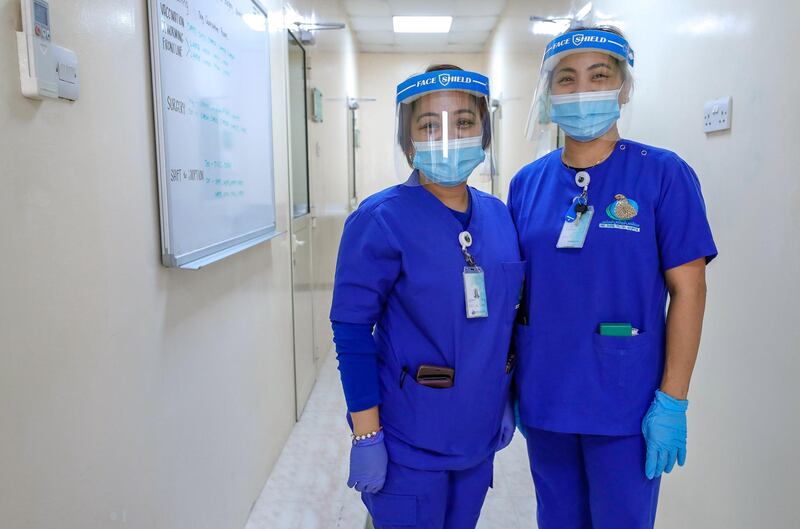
top-left (508, 140), bottom-right (717, 436)
top-left (331, 174), bottom-right (524, 471)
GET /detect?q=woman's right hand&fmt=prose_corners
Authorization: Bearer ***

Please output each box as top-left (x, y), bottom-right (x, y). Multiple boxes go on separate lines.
top-left (347, 430), bottom-right (388, 493)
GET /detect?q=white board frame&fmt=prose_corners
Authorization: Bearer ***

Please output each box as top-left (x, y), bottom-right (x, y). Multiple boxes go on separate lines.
top-left (147, 0), bottom-right (280, 269)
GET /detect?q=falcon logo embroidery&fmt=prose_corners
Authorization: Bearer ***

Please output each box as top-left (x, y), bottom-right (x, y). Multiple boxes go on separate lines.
top-left (606, 194), bottom-right (639, 221)
top-left (599, 194), bottom-right (641, 233)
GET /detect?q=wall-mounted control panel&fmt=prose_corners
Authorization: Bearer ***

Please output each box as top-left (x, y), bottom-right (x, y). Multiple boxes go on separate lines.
top-left (17, 0), bottom-right (79, 101)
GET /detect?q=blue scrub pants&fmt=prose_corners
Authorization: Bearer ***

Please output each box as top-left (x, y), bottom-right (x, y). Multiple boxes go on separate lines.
top-left (525, 427), bottom-right (661, 529)
top-left (362, 456), bottom-right (493, 529)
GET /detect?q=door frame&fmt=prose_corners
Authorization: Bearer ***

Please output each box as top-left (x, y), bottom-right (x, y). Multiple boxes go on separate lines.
top-left (286, 27), bottom-right (316, 420)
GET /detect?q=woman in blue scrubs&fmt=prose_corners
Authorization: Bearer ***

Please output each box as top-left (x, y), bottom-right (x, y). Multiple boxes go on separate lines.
top-left (509, 27), bottom-right (718, 529)
top-left (329, 65), bottom-right (525, 529)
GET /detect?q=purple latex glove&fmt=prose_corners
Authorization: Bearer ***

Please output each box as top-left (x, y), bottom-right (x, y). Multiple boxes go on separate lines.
top-left (496, 399), bottom-right (515, 451)
top-left (347, 430), bottom-right (388, 493)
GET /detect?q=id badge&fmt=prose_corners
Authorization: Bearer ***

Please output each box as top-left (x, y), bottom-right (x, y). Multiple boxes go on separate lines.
top-left (556, 206), bottom-right (594, 249)
top-left (463, 266), bottom-right (489, 318)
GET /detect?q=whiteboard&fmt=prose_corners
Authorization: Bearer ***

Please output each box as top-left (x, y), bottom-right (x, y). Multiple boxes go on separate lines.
top-left (148, 0), bottom-right (278, 269)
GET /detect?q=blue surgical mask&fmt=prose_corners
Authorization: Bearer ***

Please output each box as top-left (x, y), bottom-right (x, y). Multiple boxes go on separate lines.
top-left (412, 136), bottom-right (486, 187)
top-left (549, 89), bottom-right (621, 142)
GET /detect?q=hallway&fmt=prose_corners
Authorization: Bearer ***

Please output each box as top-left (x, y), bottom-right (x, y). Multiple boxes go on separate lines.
top-left (3, 0), bottom-right (799, 528)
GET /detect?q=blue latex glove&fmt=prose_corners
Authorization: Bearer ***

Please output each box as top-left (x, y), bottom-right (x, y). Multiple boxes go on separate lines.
top-left (347, 430), bottom-right (388, 493)
top-left (497, 399), bottom-right (515, 450)
top-left (642, 390), bottom-right (689, 480)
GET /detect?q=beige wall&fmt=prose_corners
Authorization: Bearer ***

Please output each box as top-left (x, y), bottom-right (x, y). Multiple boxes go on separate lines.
top-left (589, 1), bottom-right (800, 527)
top-left (486, 2), bottom-right (550, 201)
top-left (0, 1), bottom-right (356, 528)
top-left (355, 53), bottom-right (487, 200)
top-left (489, 1), bottom-right (800, 527)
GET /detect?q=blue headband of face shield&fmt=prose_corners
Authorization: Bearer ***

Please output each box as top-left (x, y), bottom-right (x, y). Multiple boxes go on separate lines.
top-left (396, 69), bottom-right (490, 105)
top-left (542, 29), bottom-right (635, 73)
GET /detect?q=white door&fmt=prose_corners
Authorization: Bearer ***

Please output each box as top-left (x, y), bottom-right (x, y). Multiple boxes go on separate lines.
top-left (287, 30), bottom-right (316, 418)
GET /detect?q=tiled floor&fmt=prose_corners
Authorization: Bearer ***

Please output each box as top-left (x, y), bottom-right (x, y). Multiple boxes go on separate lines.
top-left (245, 352), bottom-right (537, 529)
top-left (477, 431), bottom-right (537, 528)
top-left (244, 352), bottom-right (366, 529)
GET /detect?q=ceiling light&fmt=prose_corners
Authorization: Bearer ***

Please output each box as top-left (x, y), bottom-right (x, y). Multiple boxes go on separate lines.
top-left (392, 16), bottom-right (453, 33)
top-left (531, 18), bottom-right (571, 36)
top-left (676, 15), bottom-right (740, 35)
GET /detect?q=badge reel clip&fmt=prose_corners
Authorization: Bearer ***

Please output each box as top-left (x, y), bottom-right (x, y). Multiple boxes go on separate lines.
top-left (460, 231), bottom-right (488, 318)
top-left (557, 171), bottom-right (595, 249)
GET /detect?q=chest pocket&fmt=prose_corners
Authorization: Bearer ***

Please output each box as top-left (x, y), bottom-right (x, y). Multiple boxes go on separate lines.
top-left (501, 261), bottom-right (526, 323)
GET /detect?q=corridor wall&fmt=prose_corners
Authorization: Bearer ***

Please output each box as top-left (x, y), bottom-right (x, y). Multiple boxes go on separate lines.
top-left (0, 1), bottom-right (357, 528)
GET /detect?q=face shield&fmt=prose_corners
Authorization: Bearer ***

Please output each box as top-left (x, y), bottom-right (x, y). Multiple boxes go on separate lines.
top-left (395, 69), bottom-right (494, 187)
top-left (525, 29), bottom-right (635, 156)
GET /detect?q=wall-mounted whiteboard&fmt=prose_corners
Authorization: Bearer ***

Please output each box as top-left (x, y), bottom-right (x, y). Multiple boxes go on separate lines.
top-left (148, 0), bottom-right (278, 269)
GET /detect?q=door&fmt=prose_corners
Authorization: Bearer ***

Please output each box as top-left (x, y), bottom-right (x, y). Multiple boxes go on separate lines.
top-left (287, 30), bottom-right (316, 418)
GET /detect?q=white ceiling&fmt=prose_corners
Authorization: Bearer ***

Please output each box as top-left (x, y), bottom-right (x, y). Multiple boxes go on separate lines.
top-left (343, 0), bottom-right (509, 53)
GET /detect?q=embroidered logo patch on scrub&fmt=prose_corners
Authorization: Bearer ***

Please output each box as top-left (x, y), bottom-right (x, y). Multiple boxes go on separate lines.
top-left (599, 194), bottom-right (641, 232)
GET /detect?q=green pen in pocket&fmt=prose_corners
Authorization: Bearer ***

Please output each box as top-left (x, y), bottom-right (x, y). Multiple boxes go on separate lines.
top-left (599, 323), bottom-right (640, 337)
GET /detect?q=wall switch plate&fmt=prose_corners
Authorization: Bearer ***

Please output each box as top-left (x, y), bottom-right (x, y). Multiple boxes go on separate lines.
top-left (704, 96), bottom-right (732, 133)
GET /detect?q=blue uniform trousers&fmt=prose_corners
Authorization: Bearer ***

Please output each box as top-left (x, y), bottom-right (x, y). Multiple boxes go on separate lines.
top-left (362, 456), bottom-right (493, 529)
top-left (525, 427), bottom-right (660, 529)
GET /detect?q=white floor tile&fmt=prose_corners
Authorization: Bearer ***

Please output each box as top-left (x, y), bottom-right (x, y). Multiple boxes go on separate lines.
top-left (477, 494), bottom-right (520, 529)
top-left (246, 351), bottom-right (365, 529)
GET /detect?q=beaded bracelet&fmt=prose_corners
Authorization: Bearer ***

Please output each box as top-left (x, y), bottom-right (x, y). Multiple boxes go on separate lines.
top-left (351, 428), bottom-right (382, 443)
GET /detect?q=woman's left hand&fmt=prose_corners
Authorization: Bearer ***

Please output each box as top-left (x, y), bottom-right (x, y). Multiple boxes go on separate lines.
top-left (642, 390), bottom-right (688, 480)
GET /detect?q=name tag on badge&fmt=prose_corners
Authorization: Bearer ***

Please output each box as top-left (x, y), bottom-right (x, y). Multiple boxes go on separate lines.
top-left (556, 206), bottom-right (595, 249)
top-left (463, 266), bottom-right (489, 318)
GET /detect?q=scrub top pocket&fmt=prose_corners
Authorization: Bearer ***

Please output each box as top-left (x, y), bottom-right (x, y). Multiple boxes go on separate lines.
top-left (394, 376), bottom-right (505, 456)
top-left (592, 332), bottom-right (657, 390)
top-left (376, 331), bottom-right (509, 463)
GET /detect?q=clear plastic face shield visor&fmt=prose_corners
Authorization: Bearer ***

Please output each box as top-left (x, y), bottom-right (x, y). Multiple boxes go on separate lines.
top-left (394, 70), bottom-right (494, 187)
top-left (525, 29), bottom-right (635, 156)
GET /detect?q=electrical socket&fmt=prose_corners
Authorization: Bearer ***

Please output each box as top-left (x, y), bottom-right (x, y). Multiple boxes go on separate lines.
top-left (704, 96), bottom-right (732, 133)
